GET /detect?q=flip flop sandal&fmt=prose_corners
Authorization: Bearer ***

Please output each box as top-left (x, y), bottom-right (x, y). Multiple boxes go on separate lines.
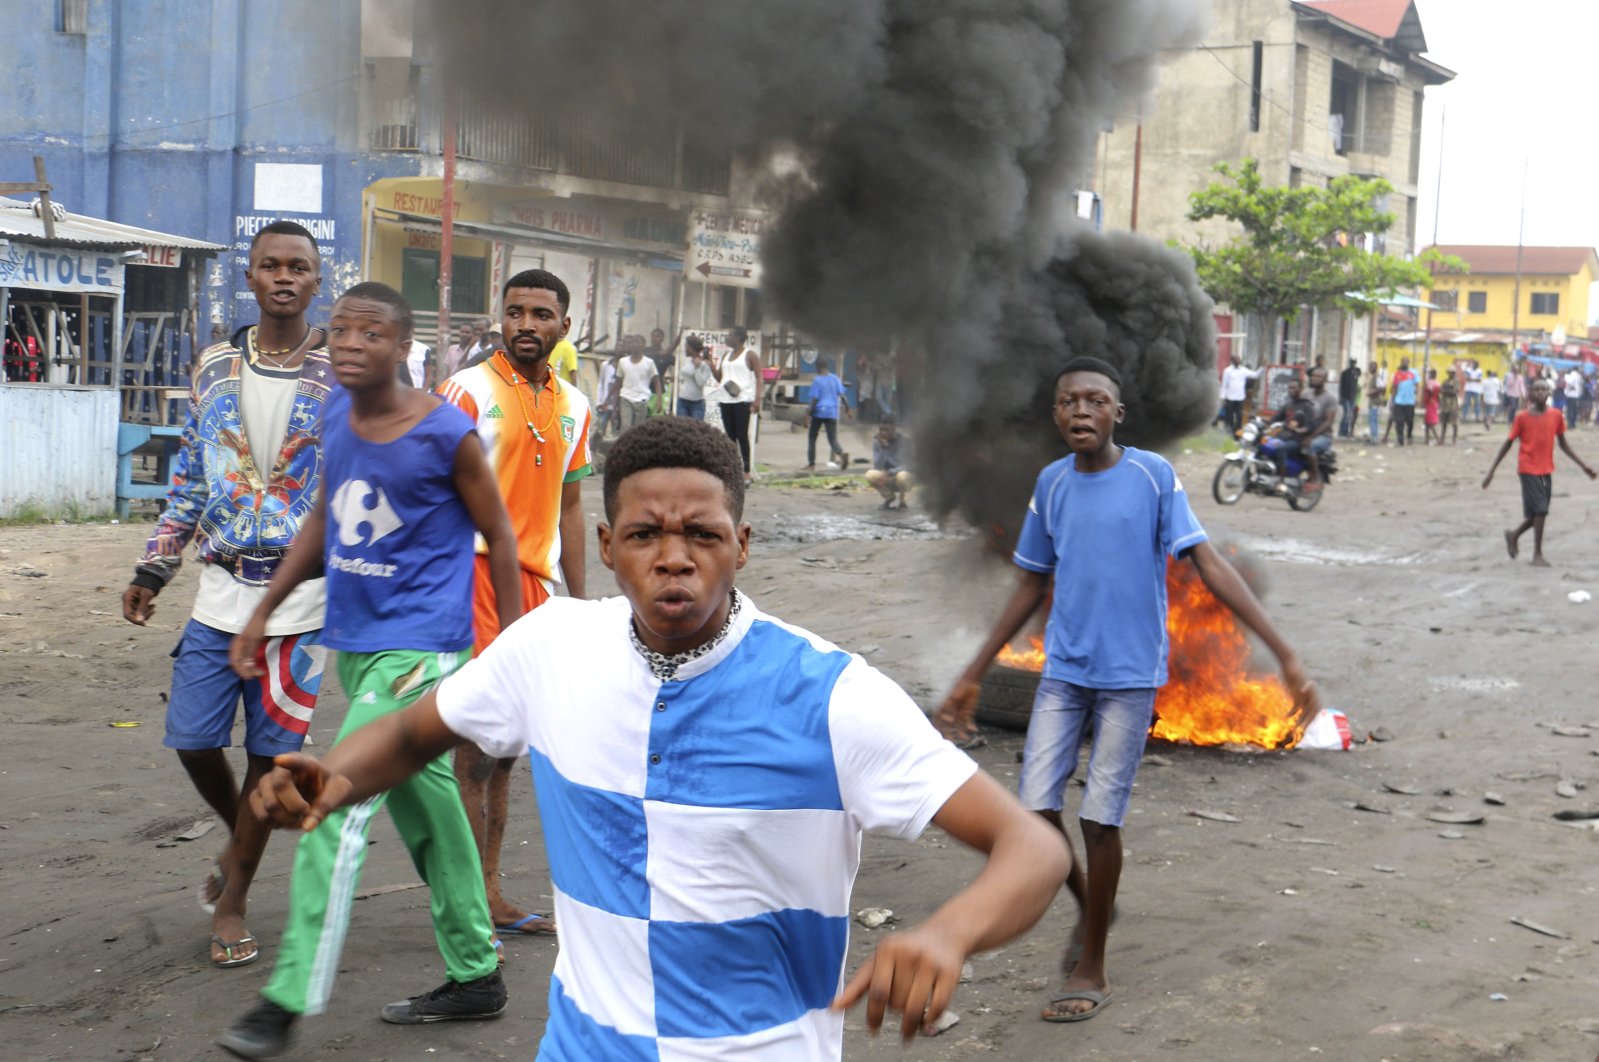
top-left (494, 913), bottom-right (557, 937)
top-left (211, 933), bottom-right (260, 969)
top-left (198, 863), bottom-right (226, 916)
top-left (1042, 988), bottom-right (1111, 1023)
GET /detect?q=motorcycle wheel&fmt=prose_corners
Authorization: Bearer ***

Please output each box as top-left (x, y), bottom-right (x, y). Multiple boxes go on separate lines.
top-left (1212, 461), bottom-right (1247, 505)
top-left (1288, 476), bottom-right (1324, 511)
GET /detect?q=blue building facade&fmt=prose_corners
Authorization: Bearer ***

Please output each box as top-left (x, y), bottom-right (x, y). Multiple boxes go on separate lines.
top-left (1, 0), bottom-right (426, 333)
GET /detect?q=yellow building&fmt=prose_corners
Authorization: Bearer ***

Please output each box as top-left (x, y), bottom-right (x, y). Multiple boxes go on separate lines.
top-left (1424, 245), bottom-right (1598, 340)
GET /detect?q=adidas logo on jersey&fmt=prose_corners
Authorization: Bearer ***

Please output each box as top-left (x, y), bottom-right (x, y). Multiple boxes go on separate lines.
top-left (485, 404), bottom-right (505, 419)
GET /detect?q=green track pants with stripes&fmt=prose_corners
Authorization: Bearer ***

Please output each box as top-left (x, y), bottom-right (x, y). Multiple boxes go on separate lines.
top-left (261, 648), bottom-right (498, 1016)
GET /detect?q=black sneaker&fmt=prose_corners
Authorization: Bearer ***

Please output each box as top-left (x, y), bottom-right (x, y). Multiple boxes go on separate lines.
top-left (380, 970), bottom-right (509, 1025)
top-left (217, 997), bottom-right (298, 1060)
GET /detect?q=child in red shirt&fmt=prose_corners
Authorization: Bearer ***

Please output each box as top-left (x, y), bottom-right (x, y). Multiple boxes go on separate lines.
top-left (1483, 377), bottom-right (1596, 566)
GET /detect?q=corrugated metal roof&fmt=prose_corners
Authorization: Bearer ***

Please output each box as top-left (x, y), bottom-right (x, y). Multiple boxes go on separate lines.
top-left (0, 197), bottom-right (224, 252)
top-left (1427, 244), bottom-right (1599, 277)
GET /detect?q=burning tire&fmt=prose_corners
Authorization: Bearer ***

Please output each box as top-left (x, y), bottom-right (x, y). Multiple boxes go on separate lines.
top-left (977, 665), bottom-right (1040, 731)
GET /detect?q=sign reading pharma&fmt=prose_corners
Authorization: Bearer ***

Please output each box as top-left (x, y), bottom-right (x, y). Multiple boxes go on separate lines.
top-left (685, 210), bottom-right (763, 289)
top-left (0, 242), bottom-right (125, 294)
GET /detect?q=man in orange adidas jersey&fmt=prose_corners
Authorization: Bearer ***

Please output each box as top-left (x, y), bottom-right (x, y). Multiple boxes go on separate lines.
top-left (436, 268), bottom-right (592, 938)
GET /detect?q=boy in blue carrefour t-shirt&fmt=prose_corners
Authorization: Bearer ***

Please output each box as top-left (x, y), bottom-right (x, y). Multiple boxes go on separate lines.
top-left (218, 283), bottom-right (526, 1060)
top-left (939, 356), bottom-right (1318, 1025)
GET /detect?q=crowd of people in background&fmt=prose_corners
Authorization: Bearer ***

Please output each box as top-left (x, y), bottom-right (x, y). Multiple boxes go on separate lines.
top-left (1323, 355), bottom-right (1597, 447)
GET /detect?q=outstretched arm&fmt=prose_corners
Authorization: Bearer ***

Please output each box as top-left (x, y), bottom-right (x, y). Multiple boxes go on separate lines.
top-left (1187, 541), bottom-right (1318, 726)
top-left (833, 771), bottom-right (1068, 1040)
top-left (253, 690), bottom-right (463, 831)
top-left (935, 569), bottom-right (1049, 741)
top-left (1482, 436), bottom-right (1516, 488)
top-left (1557, 434), bottom-right (1598, 479)
top-left (455, 434), bottom-right (524, 635)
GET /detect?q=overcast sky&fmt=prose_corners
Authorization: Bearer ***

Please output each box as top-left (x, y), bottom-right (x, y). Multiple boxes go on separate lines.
top-left (1413, 0), bottom-right (1599, 252)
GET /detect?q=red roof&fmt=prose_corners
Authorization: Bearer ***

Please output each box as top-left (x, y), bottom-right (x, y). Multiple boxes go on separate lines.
top-left (1427, 245), bottom-right (1599, 278)
top-left (1299, 0), bottom-right (1412, 39)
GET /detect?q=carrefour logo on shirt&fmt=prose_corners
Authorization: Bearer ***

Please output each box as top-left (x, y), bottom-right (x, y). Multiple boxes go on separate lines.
top-left (328, 479), bottom-right (402, 578)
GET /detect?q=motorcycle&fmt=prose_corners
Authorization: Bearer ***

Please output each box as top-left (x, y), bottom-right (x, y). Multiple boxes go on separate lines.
top-left (1212, 416), bottom-right (1336, 511)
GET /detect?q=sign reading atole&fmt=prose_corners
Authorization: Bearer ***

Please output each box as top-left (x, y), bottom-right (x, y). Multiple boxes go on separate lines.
top-left (0, 242), bottom-right (126, 295)
top-left (685, 211), bottom-right (763, 289)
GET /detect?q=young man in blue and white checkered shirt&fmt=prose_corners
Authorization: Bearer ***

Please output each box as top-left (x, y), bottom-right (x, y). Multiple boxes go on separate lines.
top-left (236, 415), bottom-right (1067, 1059)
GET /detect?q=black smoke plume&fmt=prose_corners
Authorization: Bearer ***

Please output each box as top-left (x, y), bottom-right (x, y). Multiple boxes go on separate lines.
top-left (427, 0), bottom-right (1218, 537)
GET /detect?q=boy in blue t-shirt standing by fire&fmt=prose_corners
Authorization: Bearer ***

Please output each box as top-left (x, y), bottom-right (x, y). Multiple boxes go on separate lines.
top-left (939, 356), bottom-right (1318, 1025)
top-left (217, 283), bottom-right (525, 1060)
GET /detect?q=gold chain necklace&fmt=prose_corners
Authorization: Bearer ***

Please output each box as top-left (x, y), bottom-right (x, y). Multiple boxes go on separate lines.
top-left (247, 325), bottom-right (310, 367)
top-left (495, 353), bottom-right (558, 466)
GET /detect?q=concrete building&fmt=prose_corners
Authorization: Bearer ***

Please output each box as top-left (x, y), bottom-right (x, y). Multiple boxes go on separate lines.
top-left (1093, 0), bottom-right (1454, 363)
top-left (0, 0), bottom-right (757, 364)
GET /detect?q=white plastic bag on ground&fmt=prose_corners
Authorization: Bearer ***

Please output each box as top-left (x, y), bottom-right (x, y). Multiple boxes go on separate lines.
top-left (1298, 708), bottom-right (1352, 751)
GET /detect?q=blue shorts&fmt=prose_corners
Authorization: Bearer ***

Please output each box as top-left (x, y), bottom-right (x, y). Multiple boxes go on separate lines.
top-left (164, 618), bottom-right (326, 756)
top-left (1016, 679), bottom-right (1157, 828)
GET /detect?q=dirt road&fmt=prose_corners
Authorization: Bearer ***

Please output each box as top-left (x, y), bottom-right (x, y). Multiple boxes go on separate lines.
top-left (3, 420), bottom-right (1598, 1060)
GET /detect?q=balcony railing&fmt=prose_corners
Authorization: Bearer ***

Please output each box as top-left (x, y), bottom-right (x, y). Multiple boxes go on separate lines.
top-left (370, 93), bottom-right (730, 196)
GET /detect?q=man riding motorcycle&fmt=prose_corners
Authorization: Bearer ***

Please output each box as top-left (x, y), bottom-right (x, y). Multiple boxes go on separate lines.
top-left (1271, 368), bottom-right (1336, 492)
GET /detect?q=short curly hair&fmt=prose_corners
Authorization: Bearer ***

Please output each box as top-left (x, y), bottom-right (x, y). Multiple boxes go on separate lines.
top-left (603, 416), bottom-right (746, 523)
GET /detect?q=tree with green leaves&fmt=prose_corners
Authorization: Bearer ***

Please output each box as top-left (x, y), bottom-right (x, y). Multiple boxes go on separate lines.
top-left (1184, 158), bottom-right (1459, 363)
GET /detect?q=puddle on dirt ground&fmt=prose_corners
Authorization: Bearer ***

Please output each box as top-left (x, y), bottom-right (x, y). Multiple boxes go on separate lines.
top-left (756, 511), bottom-right (972, 544)
top-left (1232, 534), bottom-right (1427, 567)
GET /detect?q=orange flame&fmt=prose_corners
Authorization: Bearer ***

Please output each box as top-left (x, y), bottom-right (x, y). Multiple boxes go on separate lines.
top-left (994, 562), bottom-right (1301, 750)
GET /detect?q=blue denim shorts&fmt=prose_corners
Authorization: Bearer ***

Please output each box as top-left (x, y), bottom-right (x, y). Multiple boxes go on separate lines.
top-left (1017, 678), bottom-right (1157, 828)
top-left (165, 618), bottom-right (325, 756)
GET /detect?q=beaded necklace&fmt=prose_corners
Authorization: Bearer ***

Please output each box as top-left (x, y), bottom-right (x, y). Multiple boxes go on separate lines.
top-left (247, 325), bottom-right (312, 369)
top-left (493, 351), bottom-right (558, 466)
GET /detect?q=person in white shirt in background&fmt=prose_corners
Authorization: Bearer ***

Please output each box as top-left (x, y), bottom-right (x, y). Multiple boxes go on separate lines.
top-left (1461, 361), bottom-right (1483, 422)
top-left (1480, 370), bottom-right (1502, 431)
top-left (1218, 354), bottom-right (1261, 434)
top-left (610, 334), bottom-right (659, 432)
top-left (1563, 367), bottom-right (1584, 430)
top-left (405, 338), bottom-right (431, 388)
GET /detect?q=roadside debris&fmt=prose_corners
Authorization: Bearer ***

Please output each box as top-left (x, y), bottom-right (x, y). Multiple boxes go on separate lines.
top-left (1186, 808), bottom-right (1240, 823)
top-left (1510, 916), bottom-right (1570, 940)
top-left (1426, 811), bottom-right (1485, 825)
top-left (856, 908), bottom-right (896, 929)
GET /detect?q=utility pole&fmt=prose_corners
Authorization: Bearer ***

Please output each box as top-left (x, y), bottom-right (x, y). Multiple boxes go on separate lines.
top-left (1510, 156), bottom-right (1527, 359)
top-left (1422, 105), bottom-right (1445, 384)
top-left (1129, 120), bottom-right (1143, 232)
top-left (436, 92), bottom-right (457, 388)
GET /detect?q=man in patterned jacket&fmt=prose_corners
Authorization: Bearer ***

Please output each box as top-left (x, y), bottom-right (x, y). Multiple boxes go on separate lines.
top-left (121, 220), bottom-right (331, 970)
